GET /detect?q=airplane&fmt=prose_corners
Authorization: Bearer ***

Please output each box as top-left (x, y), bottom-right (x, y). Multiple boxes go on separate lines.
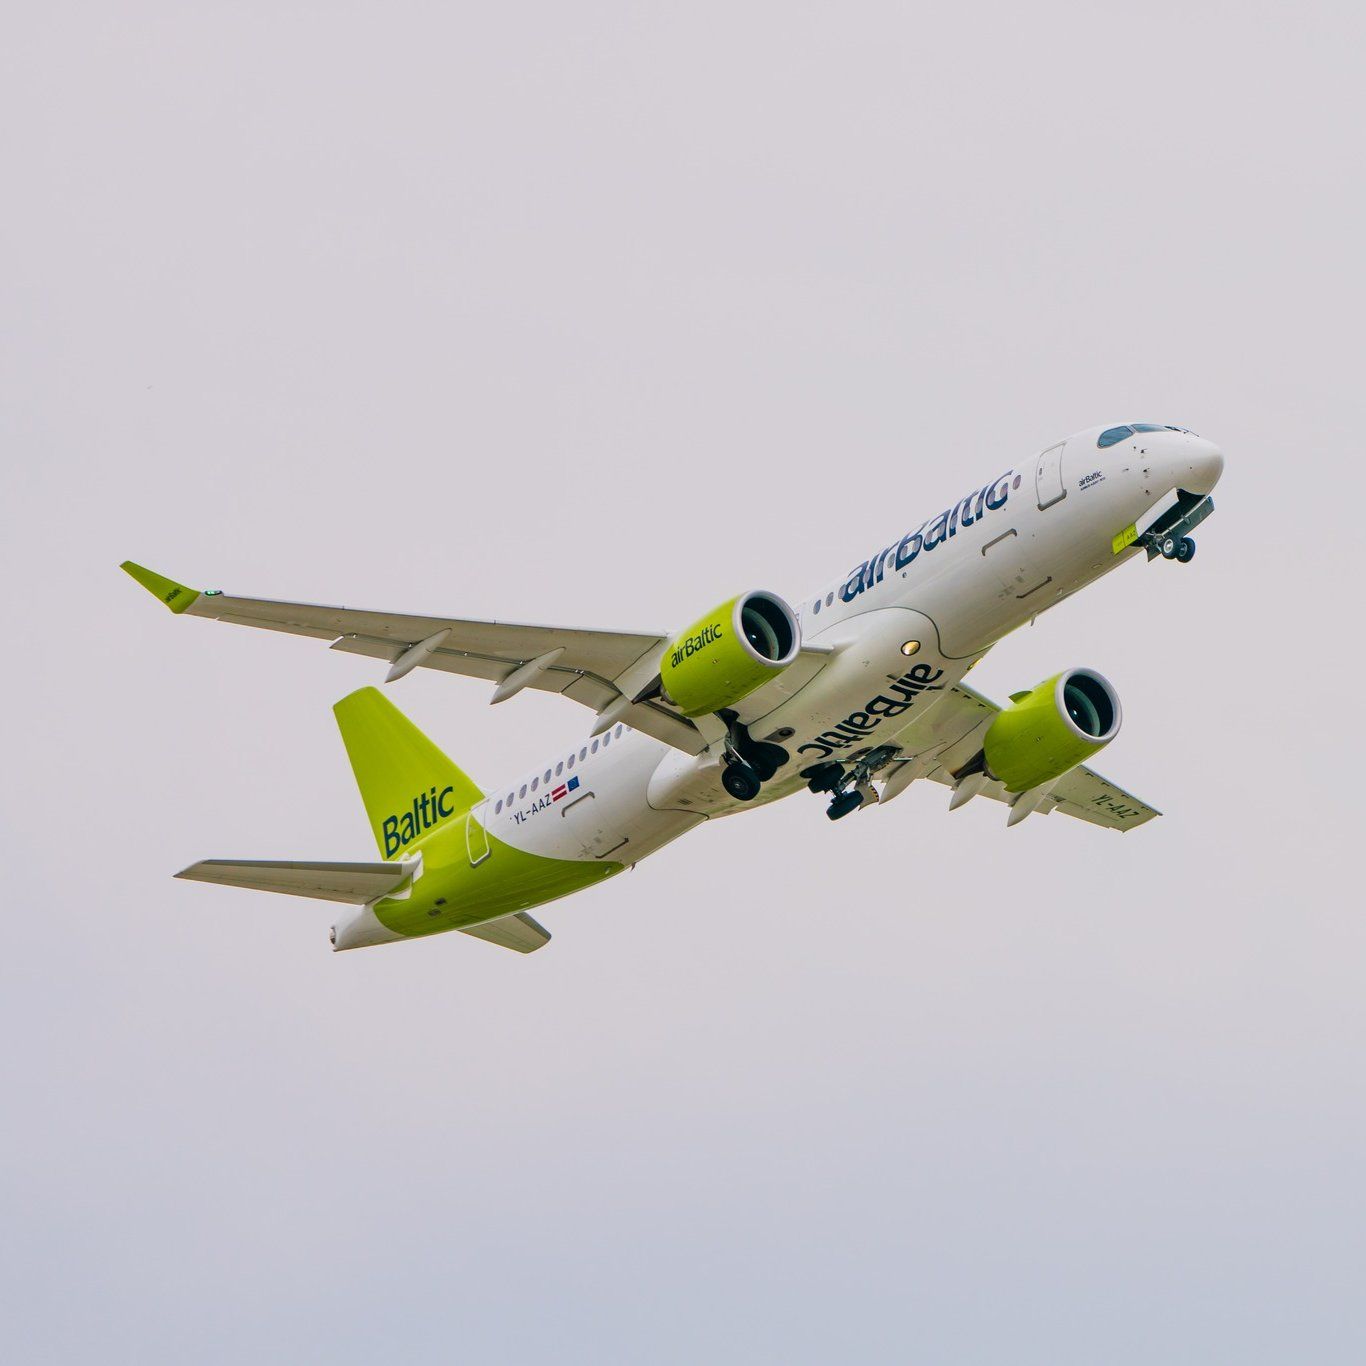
top-left (124, 421), bottom-right (1224, 955)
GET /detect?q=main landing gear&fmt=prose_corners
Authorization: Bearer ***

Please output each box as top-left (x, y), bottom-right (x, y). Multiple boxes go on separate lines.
top-left (721, 763), bottom-right (763, 802)
top-left (803, 746), bottom-right (898, 821)
top-left (826, 790), bottom-right (864, 821)
top-left (1159, 533), bottom-right (1196, 563)
top-left (804, 762), bottom-right (843, 795)
top-left (718, 712), bottom-right (790, 803)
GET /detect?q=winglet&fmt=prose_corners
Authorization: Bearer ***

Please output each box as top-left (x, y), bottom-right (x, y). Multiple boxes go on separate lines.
top-left (120, 561), bottom-right (201, 614)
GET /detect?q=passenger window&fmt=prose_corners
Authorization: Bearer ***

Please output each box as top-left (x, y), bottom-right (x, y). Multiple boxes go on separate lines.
top-left (615, 724), bottom-right (623, 737)
top-left (519, 784), bottom-right (527, 798)
top-left (813, 598), bottom-right (821, 614)
top-left (591, 739), bottom-right (599, 753)
top-left (507, 793), bottom-right (514, 806)
top-left (495, 799), bottom-right (503, 814)
top-left (544, 769), bottom-right (552, 783)
top-left (603, 732), bottom-right (611, 747)
top-left (567, 753), bottom-right (575, 769)
top-left (556, 760), bottom-right (564, 776)
top-left (579, 747), bottom-right (587, 760)
top-left (531, 778), bottom-right (538, 792)
top-left (825, 592), bottom-right (834, 607)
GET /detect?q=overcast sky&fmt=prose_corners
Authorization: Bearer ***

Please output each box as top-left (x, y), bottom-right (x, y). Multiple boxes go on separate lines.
top-left (3, 3), bottom-right (1364, 1363)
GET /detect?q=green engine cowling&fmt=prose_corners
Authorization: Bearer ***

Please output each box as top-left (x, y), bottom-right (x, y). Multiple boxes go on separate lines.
top-left (982, 669), bottom-right (1122, 792)
top-left (659, 591), bottom-right (801, 717)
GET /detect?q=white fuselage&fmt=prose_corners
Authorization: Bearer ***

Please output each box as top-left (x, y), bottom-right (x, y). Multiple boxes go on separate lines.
top-left (476, 424), bottom-right (1223, 873)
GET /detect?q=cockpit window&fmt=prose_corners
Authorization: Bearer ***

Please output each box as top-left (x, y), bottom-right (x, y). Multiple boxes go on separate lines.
top-left (1098, 422), bottom-right (1200, 448)
top-left (1098, 425), bottom-right (1133, 447)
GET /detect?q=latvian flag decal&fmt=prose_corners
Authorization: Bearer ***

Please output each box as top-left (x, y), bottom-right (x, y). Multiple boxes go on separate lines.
top-left (551, 775), bottom-right (581, 803)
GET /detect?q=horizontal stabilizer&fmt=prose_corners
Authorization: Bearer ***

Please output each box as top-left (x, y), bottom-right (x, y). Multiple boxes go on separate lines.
top-left (459, 912), bottom-right (552, 953)
top-left (175, 859), bottom-right (419, 904)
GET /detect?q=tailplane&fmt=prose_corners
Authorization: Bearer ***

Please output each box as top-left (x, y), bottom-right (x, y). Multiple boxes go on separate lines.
top-left (175, 858), bottom-right (551, 953)
top-left (333, 687), bottom-right (483, 859)
top-left (176, 858), bottom-right (419, 903)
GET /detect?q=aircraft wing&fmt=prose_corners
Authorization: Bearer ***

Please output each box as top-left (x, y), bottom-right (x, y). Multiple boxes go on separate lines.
top-left (122, 561), bottom-right (706, 754)
top-left (1032, 765), bottom-right (1160, 831)
top-left (883, 682), bottom-right (1160, 831)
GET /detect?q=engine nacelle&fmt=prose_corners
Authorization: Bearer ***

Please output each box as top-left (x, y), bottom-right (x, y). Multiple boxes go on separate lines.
top-left (983, 669), bottom-right (1122, 792)
top-left (659, 590), bottom-right (800, 718)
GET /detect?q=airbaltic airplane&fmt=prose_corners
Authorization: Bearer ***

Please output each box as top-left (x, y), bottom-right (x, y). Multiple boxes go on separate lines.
top-left (125, 421), bottom-right (1223, 955)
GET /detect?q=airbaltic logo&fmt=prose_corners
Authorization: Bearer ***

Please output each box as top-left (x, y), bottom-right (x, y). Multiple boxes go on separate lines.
top-left (382, 785), bottom-right (457, 858)
top-left (840, 471), bottom-right (1016, 603)
top-left (670, 622), bottom-right (722, 669)
top-left (797, 664), bottom-right (946, 760)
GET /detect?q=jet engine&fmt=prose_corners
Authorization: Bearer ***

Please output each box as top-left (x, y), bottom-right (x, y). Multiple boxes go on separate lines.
top-left (982, 668), bottom-right (1121, 792)
top-left (659, 590), bottom-right (800, 717)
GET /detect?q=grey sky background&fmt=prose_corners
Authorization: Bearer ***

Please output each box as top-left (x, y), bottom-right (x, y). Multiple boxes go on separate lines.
top-left (3, 3), bottom-right (1364, 1362)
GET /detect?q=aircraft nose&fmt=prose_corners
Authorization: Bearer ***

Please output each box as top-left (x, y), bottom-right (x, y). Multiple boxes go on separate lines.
top-left (1180, 437), bottom-right (1224, 495)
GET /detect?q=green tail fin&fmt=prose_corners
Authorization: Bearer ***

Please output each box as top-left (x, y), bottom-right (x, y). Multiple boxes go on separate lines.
top-left (333, 687), bottom-right (483, 860)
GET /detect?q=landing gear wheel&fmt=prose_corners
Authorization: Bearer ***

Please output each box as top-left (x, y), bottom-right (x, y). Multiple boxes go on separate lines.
top-left (1175, 536), bottom-right (1196, 563)
top-left (722, 763), bottom-right (762, 802)
top-left (826, 790), bottom-right (864, 821)
top-left (803, 763), bottom-right (843, 794)
top-left (1160, 534), bottom-right (1180, 560)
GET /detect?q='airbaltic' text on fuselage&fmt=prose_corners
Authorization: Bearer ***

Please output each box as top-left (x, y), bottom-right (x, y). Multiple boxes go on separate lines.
top-left (798, 664), bottom-right (947, 760)
top-left (840, 471), bottom-right (1016, 603)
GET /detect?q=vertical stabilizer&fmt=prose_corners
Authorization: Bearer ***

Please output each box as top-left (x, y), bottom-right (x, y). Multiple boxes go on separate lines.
top-left (333, 688), bottom-right (483, 859)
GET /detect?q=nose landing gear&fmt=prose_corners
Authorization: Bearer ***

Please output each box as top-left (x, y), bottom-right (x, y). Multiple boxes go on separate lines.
top-left (1159, 534), bottom-right (1196, 563)
top-left (1141, 490), bottom-right (1212, 566)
